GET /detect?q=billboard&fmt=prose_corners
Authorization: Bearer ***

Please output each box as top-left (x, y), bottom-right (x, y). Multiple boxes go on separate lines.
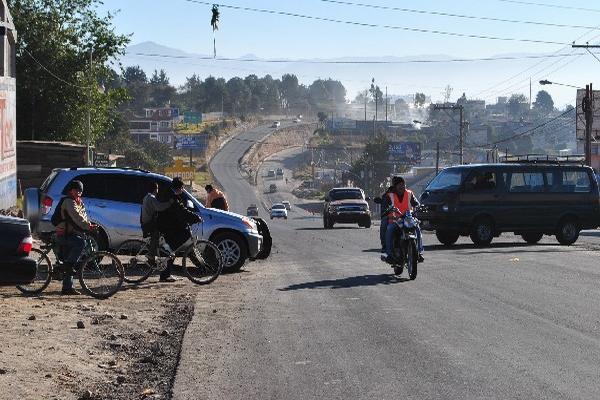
top-left (388, 142), bottom-right (422, 164)
top-left (0, 85), bottom-right (17, 209)
top-left (576, 89), bottom-right (600, 140)
top-left (184, 112), bottom-right (202, 124)
top-left (175, 134), bottom-right (209, 150)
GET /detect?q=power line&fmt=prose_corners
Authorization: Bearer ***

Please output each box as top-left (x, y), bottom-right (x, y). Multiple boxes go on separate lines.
top-left (181, 0), bottom-right (569, 46)
top-left (319, 0), bottom-right (599, 30)
top-left (22, 48), bottom-right (92, 89)
top-left (494, 0), bottom-right (600, 13)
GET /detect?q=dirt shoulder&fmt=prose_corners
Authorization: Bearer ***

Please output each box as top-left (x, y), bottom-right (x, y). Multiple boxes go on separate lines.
top-left (0, 268), bottom-right (198, 400)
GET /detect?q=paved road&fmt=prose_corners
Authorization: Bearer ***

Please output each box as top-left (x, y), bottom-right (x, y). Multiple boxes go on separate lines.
top-left (173, 130), bottom-right (600, 400)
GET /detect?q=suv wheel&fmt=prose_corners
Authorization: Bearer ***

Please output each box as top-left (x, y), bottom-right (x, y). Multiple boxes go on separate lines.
top-left (213, 232), bottom-right (248, 272)
top-left (436, 230), bottom-right (459, 246)
top-left (470, 218), bottom-right (494, 247)
top-left (556, 219), bottom-right (579, 245)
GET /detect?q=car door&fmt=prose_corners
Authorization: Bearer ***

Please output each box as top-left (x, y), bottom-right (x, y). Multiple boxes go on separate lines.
top-left (503, 169), bottom-right (546, 230)
top-left (458, 169), bottom-right (501, 227)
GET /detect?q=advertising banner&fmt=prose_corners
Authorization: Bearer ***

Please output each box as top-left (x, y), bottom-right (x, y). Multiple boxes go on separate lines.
top-left (175, 134), bottom-right (209, 151)
top-left (388, 141), bottom-right (422, 164)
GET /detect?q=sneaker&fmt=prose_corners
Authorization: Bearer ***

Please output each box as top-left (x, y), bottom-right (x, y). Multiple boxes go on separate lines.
top-left (381, 255), bottom-right (394, 264)
top-left (159, 276), bottom-right (178, 283)
top-left (418, 254), bottom-right (425, 263)
top-left (61, 288), bottom-right (81, 295)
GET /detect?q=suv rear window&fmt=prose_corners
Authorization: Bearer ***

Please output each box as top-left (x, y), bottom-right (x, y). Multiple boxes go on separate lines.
top-left (546, 170), bottom-right (591, 193)
top-left (62, 174), bottom-right (107, 198)
top-left (40, 170), bottom-right (59, 192)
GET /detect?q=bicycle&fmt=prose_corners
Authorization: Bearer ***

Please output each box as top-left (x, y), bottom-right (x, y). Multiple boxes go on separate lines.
top-left (16, 232), bottom-right (124, 299)
top-left (115, 225), bottom-right (223, 285)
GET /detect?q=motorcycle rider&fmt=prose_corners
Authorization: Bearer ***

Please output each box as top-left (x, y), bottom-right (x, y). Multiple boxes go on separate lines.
top-left (382, 176), bottom-right (424, 264)
top-left (156, 177), bottom-right (202, 282)
top-left (379, 185), bottom-right (394, 254)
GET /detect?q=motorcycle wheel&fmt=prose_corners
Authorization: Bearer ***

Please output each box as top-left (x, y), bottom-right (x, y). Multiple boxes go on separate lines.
top-left (406, 241), bottom-right (418, 281)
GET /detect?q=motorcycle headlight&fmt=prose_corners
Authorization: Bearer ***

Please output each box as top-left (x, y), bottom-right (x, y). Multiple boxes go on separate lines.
top-left (441, 204), bottom-right (449, 212)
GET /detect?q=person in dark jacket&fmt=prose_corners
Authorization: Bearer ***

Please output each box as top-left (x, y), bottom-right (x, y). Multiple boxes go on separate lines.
top-left (379, 186), bottom-right (394, 254)
top-left (156, 177), bottom-right (202, 282)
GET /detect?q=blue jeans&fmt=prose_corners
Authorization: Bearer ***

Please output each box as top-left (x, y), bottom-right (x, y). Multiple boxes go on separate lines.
top-left (385, 221), bottom-right (424, 259)
top-left (57, 234), bottom-right (86, 290)
top-left (380, 217), bottom-right (388, 251)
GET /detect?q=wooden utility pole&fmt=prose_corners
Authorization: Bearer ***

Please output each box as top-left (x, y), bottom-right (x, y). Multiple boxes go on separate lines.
top-left (583, 84), bottom-right (594, 166)
top-left (433, 104), bottom-right (465, 164)
top-left (436, 142), bottom-right (440, 175)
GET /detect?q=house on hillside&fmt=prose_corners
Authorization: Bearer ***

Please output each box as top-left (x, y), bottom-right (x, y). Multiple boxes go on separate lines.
top-left (128, 106), bottom-right (181, 146)
top-left (0, 0), bottom-right (17, 210)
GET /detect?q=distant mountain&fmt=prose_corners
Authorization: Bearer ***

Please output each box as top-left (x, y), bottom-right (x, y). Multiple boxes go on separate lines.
top-left (120, 41), bottom-right (588, 106)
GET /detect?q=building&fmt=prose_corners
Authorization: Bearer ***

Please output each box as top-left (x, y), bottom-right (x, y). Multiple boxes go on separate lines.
top-left (128, 106), bottom-right (180, 145)
top-left (0, 0), bottom-right (16, 209)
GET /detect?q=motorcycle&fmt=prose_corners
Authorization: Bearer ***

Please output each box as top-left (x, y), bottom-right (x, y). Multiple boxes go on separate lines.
top-left (382, 206), bottom-right (420, 280)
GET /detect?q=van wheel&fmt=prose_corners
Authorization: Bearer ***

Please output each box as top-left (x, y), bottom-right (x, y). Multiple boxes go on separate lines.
top-left (470, 218), bottom-right (494, 246)
top-left (436, 230), bottom-right (459, 246)
top-left (556, 219), bottom-right (579, 245)
top-left (521, 232), bottom-right (543, 244)
top-left (213, 232), bottom-right (248, 272)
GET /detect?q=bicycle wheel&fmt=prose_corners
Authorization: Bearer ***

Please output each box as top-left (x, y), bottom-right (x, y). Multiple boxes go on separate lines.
top-left (183, 240), bottom-right (223, 285)
top-left (115, 240), bottom-right (154, 284)
top-left (16, 248), bottom-right (53, 295)
top-left (78, 251), bottom-right (124, 299)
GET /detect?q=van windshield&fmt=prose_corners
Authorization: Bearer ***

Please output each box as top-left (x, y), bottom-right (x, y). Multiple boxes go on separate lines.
top-left (426, 169), bottom-right (464, 191)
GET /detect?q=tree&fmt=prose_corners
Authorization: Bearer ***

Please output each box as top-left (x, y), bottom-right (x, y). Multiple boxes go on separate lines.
top-left (123, 66), bottom-right (149, 113)
top-left (414, 93), bottom-right (427, 108)
top-left (149, 70), bottom-right (176, 107)
top-left (533, 90), bottom-right (554, 115)
top-left (308, 79), bottom-right (346, 110)
top-left (350, 133), bottom-right (392, 196)
top-left (10, 0), bottom-right (130, 142)
top-left (226, 77), bottom-right (251, 114)
top-left (281, 74), bottom-right (300, 110)
top-left (507, 94), bottom-right (528, 119)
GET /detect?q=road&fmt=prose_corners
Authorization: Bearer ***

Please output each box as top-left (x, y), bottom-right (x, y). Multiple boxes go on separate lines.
top-left (173, 126), bottom-right (600, 400)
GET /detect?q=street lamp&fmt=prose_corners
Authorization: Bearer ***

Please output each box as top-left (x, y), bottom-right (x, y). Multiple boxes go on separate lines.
top-left (539, 79), bottom-right (582, 89)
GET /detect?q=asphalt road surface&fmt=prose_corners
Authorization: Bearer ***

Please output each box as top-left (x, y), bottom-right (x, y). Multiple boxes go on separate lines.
top-left (173, 126), bottom-right (600, 400)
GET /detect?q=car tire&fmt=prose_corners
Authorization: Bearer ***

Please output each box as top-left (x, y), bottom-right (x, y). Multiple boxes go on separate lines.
top-left (212, 232), bottom-right (248, 272)
top-left (362, 219), bottom-right (371, 229)
top-left (556, 218), bottom-right (579, 245)
top-left (470, 218), bottom-right (494, 247)
top-left (521, 232), bottom-right (543, 244)
top-left (435, 230), bottom-right (460, 246)
top-left (323, 215), bottom-right (333, 229)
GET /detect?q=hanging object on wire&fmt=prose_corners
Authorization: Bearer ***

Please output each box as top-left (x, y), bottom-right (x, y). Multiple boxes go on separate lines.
top-left (211, 4), bottom-right (220, 58)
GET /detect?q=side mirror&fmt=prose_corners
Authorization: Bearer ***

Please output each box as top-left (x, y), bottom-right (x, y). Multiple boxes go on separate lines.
top-left (365, 196), bottom-right (371, 201)
top-left (373, 197), bottom-right (382, 204)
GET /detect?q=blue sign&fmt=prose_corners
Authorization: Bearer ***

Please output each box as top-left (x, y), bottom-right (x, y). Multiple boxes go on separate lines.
top-left (175, 135), bottom-right (209, 150)
top-left (388, 142), bottom-right (422, 164)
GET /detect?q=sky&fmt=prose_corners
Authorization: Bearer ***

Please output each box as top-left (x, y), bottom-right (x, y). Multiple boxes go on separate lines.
top-left (96, 0), bottom-right (600, 105)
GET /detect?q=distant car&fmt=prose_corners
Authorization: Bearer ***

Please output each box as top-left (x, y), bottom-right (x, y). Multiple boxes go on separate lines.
top-left (270, 203), bottom-right (288, 220)
top-left (293, 118), bottom-right (300, 123)
top-left (0, 215), bottom-right (36, 286)
top-left (282, 201), bottom-right (291, 210)
top-left (246, 204), bottom-right (259, 217)
top-left (267, 170), bottom-right (276, 178)
top-left (323, 187), bottom-right (371, 229)
top-left (271, 121), bottom-right (281, 128)
top-left (276, 168), bottom-right (284, 177)
top-left (269, 184), bottom-right (277, 193)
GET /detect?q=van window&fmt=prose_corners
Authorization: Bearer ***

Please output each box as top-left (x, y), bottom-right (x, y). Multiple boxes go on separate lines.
top-left (547, 170), bottom-right (591, 193)
top-left (465, 171), bottom-right (496, 192)
top-left (427, 169), bottom-right (464, 191)
top-left (508, 172), bottom-right (544, 193)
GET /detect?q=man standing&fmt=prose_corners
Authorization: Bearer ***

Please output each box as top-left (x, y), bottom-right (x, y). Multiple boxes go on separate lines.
top-left (383, 176), bottom-right (424, 264)
top-left (140, 182), bottom-right (173, 265)
top-left (156, 178), bottom-right (202, 282)
top-left (55, 180), bottom-right (95, 295)
top-left (205, 184), bottom-right (229, 211)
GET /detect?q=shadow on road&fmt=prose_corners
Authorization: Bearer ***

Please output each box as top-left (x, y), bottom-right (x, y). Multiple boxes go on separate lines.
top-left (580, 231), bottom-right (600, 237)
top-left (279, 273), bottom-right (409, 291)
top-left (296, 226), bottom-right (359, 231)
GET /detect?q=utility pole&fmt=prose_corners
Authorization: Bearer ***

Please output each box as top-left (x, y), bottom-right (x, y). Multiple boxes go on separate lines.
top-left (436, 142), bottom-right (440, 175)
top-left (364, 90), bottom-right (367, 123)
top-left (583, 83), bottom-right (594, 166)
top-left (433, 104), bottom-right (465, 165)
top-left (87, 48), bottom-right (93, 166)
top-left (385, 86), bottom-right (388, 123)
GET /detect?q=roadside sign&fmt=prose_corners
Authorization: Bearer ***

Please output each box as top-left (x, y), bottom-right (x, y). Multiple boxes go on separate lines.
top-left (388, 142), bottom-right (422, 164)
top-left (93, 153), bottom-right (111, 167)
top-left (175, 134), bottom-right (208, 150)
top-left (164, 159), bottom-right (195, 181)
top-left (184, 112), bottom-right (202, 124)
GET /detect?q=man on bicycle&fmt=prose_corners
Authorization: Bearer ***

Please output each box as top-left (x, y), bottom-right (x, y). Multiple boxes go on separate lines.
top-left (55, 180), bottom-right (96, 295)
top-left (141, 182), bottom-right (173, 266)
top-left (156, 177), bottom-right (202, 282)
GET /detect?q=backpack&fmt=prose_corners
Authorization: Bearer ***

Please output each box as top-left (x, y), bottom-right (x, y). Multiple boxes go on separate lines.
top-left (50, 197), bottom-right (67, 227)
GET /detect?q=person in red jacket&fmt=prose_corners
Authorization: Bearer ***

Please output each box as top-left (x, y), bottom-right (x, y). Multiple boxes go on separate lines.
top-left (205, 184), bottom-right (229, 211)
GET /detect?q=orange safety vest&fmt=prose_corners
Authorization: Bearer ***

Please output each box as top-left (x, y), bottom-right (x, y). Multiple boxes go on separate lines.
top-left (388, 189), bottom-right (413, 221)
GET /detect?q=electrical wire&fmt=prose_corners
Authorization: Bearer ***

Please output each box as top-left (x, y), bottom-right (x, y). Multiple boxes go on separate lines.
top-left (494, 0), bottom-right (600, 13)
top-left (319, 0), bottom-right (599, 30)
top-left (22, 48), bottom-right (93, 90)
top-left (181, 0), bottom-right (569, 46)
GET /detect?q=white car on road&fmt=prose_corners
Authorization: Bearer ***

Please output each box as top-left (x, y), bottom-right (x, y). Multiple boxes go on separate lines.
top-left (270, 203), bottom-right (288, 220)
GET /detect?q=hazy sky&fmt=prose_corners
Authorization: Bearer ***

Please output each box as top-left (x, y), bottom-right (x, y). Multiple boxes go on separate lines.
top-left (96, 0), bottom-right (600, 104)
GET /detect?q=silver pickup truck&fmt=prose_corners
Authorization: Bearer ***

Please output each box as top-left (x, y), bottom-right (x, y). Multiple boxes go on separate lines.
top-left (23, 167), bottom-right (272, 271)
